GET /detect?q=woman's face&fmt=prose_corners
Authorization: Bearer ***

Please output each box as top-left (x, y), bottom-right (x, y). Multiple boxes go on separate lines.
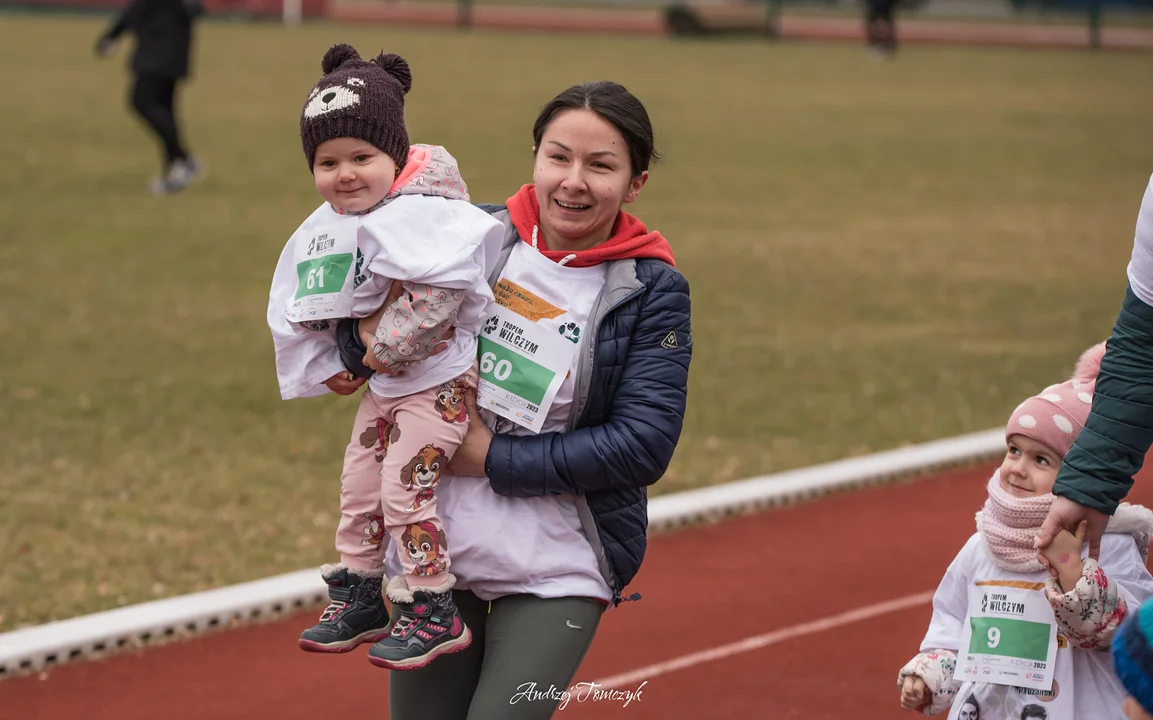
top-left (533, 108), bottom-right (647, 251)
top-left (959, 703), bottom-right (979, 720)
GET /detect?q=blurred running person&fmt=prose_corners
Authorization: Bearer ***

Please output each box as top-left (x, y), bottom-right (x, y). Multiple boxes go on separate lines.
top-left (96, 0), bottom-right (205, 194)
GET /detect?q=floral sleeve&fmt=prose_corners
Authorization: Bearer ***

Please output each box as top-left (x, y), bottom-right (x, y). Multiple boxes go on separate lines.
top-left (897, 650), bottom-right (960, 716)
top-left (1045, 558), bottom-right (1128, 650)
top-left (369, 282), bottom-right (463, 372)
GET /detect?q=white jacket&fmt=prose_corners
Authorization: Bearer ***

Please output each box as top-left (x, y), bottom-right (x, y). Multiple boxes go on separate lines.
top-left (267, 193), bottom-right (504, 400)
top-left (901, 529), bottom-right (1153, 719)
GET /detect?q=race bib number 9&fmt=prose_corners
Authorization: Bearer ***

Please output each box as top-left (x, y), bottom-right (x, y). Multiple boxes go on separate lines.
top-left (956, 582), bottom-right (1058, 691)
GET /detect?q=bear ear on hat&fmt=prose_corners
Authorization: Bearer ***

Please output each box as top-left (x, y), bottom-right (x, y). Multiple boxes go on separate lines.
top-left (322, 43), bottom-right (361, 74)
top-left (371, 53), bottom-right (413, 93)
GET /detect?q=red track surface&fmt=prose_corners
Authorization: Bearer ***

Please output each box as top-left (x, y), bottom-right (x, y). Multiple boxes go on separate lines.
top-left (4, 462), bottom-right (1152, 718)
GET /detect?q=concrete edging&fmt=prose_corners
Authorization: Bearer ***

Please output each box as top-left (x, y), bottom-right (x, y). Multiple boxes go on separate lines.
top-left (0, 427), bottom-right (1004, 678)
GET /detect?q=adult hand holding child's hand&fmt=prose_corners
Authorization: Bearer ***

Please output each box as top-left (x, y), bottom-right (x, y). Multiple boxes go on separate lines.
top-left (1038, 519), bottom-right (1088, 591)
top-left (1036, 496), bottom-right (1109, 571)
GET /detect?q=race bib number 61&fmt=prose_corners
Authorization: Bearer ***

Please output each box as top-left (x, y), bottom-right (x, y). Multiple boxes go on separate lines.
top-left (285, 221), bottom-right (358, 324)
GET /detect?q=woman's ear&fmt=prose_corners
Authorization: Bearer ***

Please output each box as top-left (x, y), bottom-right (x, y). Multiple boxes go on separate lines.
top-left (624, 170), bottom-right (649, 204)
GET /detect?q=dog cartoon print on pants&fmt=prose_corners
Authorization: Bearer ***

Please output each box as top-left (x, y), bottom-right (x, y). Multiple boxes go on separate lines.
top-left (400, 444), bottom-right (447, 512)
top-left (402, 521), bottom-right (447, 576)
top-left (434, 379), bottom-right (469, 424)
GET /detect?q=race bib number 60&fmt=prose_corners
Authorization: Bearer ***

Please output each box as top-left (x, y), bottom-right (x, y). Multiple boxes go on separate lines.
top-left (475, 310), bottom-right (576, 434)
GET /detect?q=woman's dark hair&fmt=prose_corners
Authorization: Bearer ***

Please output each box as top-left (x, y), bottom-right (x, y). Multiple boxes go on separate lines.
top-left (532, 81), bottom-right (660, 177)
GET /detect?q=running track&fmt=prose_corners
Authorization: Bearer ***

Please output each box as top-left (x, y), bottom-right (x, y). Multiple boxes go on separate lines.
top-left (4, 462), bottom-right (1152, 718)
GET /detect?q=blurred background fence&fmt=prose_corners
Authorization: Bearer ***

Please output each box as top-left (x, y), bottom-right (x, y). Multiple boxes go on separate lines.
top-left (3, 0), bottom-right (1152, 37)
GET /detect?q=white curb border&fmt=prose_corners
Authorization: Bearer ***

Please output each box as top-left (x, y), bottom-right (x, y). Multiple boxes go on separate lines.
top-left (0, 428), bottom-right (1004, 679)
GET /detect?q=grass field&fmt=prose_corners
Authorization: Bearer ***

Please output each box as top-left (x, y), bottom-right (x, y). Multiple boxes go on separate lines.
top-left (2, 13), bottom-right (1152, 630)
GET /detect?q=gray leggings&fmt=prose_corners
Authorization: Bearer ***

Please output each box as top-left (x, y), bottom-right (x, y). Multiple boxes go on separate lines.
top-left (389, 590), bottom-right (605, 720)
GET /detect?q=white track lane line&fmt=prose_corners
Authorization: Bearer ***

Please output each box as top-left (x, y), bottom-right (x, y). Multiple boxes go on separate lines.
top-left (590, 590), bottom-right (935, 690)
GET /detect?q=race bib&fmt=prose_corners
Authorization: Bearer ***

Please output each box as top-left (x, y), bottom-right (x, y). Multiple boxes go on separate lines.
top-left (285, 219), bottom-right (358, 324)
top-left (475, 307), bottom-right (577, 433)
top-left (956, 581), bottom-right (1058, 691)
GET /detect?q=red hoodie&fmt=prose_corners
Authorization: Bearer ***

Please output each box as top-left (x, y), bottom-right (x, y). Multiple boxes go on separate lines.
top-left (506, 184), bottom-right (676, 268)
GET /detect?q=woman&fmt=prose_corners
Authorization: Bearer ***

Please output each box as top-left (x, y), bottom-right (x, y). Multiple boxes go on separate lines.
top-left (368, 80), bottom-right (692, 718)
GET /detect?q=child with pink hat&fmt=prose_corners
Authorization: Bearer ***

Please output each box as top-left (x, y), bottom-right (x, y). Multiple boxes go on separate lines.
top-left (897, 342), bottom-right (1153, 718)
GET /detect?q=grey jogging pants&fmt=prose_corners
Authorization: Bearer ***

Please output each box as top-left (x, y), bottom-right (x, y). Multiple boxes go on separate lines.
top-left (388, 590), bottom-right (605, 720)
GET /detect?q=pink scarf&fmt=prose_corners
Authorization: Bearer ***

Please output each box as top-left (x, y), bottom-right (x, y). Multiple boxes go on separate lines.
top-left (975, 474), bottom-right (1053, 572)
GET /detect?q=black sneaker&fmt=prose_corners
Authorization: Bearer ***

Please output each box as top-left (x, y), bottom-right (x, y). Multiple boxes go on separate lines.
top-left (298, 566), bottom-right (392, 653)
top-left (367, 589), bottom-right (471, 670)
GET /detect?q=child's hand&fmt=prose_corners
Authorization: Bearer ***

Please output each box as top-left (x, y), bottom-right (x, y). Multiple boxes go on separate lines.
top-left (899, 674), bottom-right (929, 712)
top-left (1039, 520), bottom-right (1087, 591)
top-left (324, 371), bottom-right (366, 396)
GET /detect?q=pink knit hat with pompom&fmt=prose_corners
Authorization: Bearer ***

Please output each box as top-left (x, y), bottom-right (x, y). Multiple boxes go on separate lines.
top-left (1005, 341), bottom-right (1107, 458)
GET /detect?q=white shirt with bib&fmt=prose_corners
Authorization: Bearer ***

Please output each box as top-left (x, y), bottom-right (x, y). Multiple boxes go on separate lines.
top-left (267, 195), bottom-right (504, 400)
top-left (384, 241), bottom-right (614, 602)
top-left (922, 533), bottom-right (1153, 719)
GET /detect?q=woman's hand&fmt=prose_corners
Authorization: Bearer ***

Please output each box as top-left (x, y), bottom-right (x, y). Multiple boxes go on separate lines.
top-left (324, 371), bottom-right (366, 396)
top-left (899, 674), bottom-right (928, 712)
top-left (447, 388), bottom-right (492, 478)
top-left (1036, 495), bottom-right (1110, 565)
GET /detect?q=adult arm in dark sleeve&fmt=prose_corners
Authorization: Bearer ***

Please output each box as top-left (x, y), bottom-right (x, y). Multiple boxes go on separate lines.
top-left (1039, 174), bottom-right (1153, 562)
top-left (1053, 285), bottom-right (1153, 513)
top-left (485, 269), bottom-right (692, 497)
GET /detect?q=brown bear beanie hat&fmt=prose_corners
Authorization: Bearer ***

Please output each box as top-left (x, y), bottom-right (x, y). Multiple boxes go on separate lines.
top-left (299, 43), bottom-right (412, 173)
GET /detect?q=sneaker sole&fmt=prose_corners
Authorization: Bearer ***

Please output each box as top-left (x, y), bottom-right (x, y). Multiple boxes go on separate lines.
top-left (298, 627), bottom-right (392, 654)
top-left (366, 627), bottom-right (473, 670)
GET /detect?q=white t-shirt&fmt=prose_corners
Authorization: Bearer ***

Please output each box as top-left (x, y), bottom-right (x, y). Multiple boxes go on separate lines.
top-left (386, 241), bottom-right (613, 602)
top-left (1126, 173), bottom-right (1153, 306)
top-left (921, 532), bottom-right (1153, 719)
top-left (267, 195), bottom-right (504, 400)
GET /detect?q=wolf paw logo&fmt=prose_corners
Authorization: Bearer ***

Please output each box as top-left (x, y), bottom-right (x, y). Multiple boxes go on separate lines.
top-left (483, 316), bottom-right (499, 335)
top-left (558, 322), bottom-right (580, 343)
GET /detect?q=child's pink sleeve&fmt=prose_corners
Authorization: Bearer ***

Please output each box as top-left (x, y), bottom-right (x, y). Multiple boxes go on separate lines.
top-left (369, 282), bottom-right (463, 372)
top-left (1045, 558), bottom-right (1129, 650)
top-left (896, 650), bottom-right (960, 716)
